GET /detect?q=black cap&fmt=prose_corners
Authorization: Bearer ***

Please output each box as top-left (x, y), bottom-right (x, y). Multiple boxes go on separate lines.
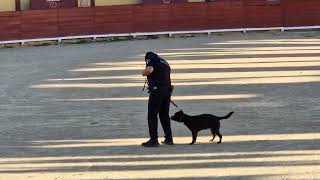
top-left (145, 52), bottom-right (158, 62)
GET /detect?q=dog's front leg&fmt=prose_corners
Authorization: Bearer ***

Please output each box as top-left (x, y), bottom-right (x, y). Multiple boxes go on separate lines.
top-left (190, 131), bottom-right (198, 145)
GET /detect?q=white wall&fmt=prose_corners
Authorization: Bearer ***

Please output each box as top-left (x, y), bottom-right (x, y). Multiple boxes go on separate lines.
top-left (0, 0), bottom-right (16, 12)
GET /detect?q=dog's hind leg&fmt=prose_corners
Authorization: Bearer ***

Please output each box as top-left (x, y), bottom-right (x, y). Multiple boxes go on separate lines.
top-left (216, 129), bottom-right (222, 144)
top-left (190, 131), bottom-right (198, 145)
top-left (210, 128), bottom-right (216, 141)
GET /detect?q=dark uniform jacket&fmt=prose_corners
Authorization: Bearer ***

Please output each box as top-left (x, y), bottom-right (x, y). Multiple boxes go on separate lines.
top-left (145, 55), bottom-right (171, 89)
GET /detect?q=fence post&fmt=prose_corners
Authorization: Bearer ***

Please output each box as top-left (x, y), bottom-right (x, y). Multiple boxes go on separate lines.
top-left (15, 0), bottom-right (21, 11)
top-left (280, 0), bottom-right (286, 29)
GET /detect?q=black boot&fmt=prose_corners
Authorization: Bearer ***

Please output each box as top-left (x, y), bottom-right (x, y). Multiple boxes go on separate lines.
top-left (142, 138), bottom-right (160, 147)
top-left (161, 137), bottom-right (174, 145)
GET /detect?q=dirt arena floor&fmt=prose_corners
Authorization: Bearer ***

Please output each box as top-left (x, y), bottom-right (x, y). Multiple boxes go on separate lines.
top-left (0, 31), bottom-right (320, 180)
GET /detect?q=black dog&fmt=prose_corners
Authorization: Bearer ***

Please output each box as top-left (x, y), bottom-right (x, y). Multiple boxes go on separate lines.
top-left (171, 111), bottom-right (234, 145)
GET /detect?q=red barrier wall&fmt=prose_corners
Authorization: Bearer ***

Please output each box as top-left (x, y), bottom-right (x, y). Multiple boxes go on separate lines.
top-left (244, 0), bottom-right (282, 28)
top-left (133, 5), bottom-right (168, 32)
top-left (59, 8), bottom-right (95, 36)
top-left (168, 3), bottom-right (207, 31)
top-left (21, 10), bottom-right (58, 39)
top-left (0, 11), bottom-right (21, 41)
top-left (95, 6), bottom-right (133, 34)
top-left (1, 1), bottom-right (320, 41)
top-left (283, 0), bottom-right (320, 27)
top-left (207, 1), bottom-right (245, 29)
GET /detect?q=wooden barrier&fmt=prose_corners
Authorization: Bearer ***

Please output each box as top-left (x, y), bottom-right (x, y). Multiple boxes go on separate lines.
top-left (95, 6), bottom-right (133, 34)
top-left (1, 1), bottom-right (320, 42)
top-left (0, 11), bottom-right (21, 41)
top-left (59, 8), bottom-right (95, 36)
top-left (133, 5), bottom-right (169, 32)
top-left (207, 1), bottom-right (245, 29)
top-left (244, 0), bottom-right (282, 28)
top-left (168, 3), bottom-right (207, 31)
top-left (21, 10), bottom-right (58, 39)
top-left (283, 0), bottom-right (320, 27)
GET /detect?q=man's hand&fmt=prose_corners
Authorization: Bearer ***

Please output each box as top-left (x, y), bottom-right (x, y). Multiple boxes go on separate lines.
top-left (142, 66), bottom-right (154, 76)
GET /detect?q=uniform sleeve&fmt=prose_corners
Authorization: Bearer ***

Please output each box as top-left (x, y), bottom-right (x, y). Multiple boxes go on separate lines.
top-left (146, 58), bottom-right (156, 67)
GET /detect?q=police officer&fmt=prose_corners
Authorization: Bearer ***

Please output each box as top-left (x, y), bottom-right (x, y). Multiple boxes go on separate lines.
top-left (141, 52), bottom-right (174, 147)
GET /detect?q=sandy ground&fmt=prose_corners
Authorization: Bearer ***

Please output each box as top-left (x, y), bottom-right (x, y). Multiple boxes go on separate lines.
top-left (0, 31), bottom-right (320, 180)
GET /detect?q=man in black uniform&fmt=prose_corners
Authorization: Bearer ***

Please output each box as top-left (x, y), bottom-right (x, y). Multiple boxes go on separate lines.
top-left (141, 52), bottom-right (174, 147)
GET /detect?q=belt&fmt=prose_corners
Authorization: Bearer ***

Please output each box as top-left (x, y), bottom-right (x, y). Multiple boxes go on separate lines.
top-left (150, 85), bottom-right (171, 90)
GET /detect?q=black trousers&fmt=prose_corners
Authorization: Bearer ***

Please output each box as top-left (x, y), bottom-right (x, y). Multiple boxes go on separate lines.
top-left (148, 87), bottom-right (172, 139)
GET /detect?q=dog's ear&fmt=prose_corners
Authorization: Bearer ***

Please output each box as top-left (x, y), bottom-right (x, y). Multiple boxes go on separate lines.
top-left (177, 111), bottom-right (183, 116)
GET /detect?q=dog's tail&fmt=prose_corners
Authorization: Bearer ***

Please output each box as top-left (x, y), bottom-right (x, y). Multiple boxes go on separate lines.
top-left (220, 112), bottom-right (234, 120)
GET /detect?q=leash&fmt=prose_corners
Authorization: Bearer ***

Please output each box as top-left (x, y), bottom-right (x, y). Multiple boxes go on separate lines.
top-left (142, 78), bottom-right (181, 110)
top-left (142, 79), bottom-right (147, 92)
top-left (141, 79), bottom-right (183, 129)
top-left (170, 99), bottom-right (179, 108)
